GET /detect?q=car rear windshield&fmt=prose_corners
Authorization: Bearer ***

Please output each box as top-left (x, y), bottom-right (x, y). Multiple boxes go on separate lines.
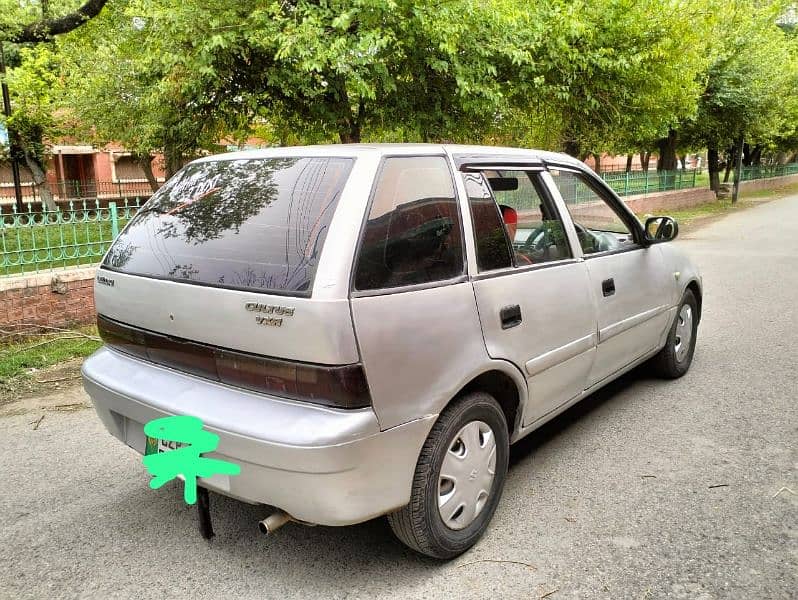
top-left (102, 157), bottom-right (354, 295)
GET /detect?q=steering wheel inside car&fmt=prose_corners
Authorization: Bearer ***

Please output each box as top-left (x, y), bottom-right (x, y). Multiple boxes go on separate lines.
top-left (572, 222), bottom-right (616, 253)
top-left (518, 225), bottom-right (551, 262)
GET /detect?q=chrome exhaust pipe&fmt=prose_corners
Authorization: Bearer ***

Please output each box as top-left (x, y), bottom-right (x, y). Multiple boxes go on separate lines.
top-left (258, 510), bottom-right (291, 535)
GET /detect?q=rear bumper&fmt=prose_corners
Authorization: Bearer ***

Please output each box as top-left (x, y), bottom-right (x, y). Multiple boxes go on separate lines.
top-left (82, 347), bottom-right (435, 526)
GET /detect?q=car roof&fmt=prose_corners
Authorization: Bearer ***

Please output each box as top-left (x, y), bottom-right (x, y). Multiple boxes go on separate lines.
top-left (193, 143), bottom-right (585, 169)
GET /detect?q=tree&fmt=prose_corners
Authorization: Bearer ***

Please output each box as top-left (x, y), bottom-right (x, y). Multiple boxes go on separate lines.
top-left (679, 1), bottom-right (798, 192)
top-left (81, 0), bottom-right (528, 148)
top-left (4, 45), bottom-right (64, 208)
top-left (1, 0), bottom-right (114, 209)
top-left (510, 0), bottom-right (709, 163)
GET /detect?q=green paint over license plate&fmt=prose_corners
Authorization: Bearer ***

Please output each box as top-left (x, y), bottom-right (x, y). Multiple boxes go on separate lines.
top-left (145, 436), bottom-right (185, 455)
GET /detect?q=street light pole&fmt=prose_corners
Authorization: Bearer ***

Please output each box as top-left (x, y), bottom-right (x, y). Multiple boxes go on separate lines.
top-left (0, 42), bottom-right (24, 212)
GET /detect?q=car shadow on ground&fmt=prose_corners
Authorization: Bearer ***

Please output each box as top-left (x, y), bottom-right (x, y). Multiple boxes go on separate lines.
top-left (508, 365), bottom-right (657, 468)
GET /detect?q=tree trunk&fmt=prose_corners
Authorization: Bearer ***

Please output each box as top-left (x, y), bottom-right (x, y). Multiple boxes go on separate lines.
top-left (708, 145), bottom-right (720, 193)
top-left (22, 151), bottom-right (56, 210)
top-left (563, 139), bottom-right (581, 158)
top-left (339, 122), bottom-right (361, 144)
top-left (164, 144), bottom-right (184, 179)
top-left (656, 129), bottom-right (678, 171)
top-left (723, 146), bottom-right (734, 183)
top-left (750, 145), bottom-right (762, 166)
top-left (593, 153), bottom-right (602, 175)
top-left (625, 154), bottom-right (634, 172)
top-left (133, 152), bottom-right (159, 192)
top-left (742, 143), bottom-right (752, 167)
top-left (732, 134), bottom-right (744, 204)
top-left (640, 151), bottom-right (651, 171)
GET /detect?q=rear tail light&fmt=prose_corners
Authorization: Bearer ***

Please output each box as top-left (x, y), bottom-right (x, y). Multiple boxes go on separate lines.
top-left (97, 314), bottom-right (371, 409)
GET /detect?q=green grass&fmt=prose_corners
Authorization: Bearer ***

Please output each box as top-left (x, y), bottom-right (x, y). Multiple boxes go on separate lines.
top-left (0, 325), bottom-right (101, 381)
top-left (637, 199), bottom-right (738, 225)
top-left (739, 180), bottom-right (798, 200)
top-left (693, 171), bottom-right (709, 188)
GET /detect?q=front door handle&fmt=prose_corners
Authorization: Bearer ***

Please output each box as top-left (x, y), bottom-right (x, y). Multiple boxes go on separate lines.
top-left (500, 304), bottom-right (522, 329)
top-left (602, 278), bottom-right (616, 297)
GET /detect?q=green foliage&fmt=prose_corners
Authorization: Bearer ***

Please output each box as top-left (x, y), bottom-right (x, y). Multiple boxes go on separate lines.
top-left (2, 0), bottom-right (798, 172)
top-left (682, 1), bottom-right (798, 152)
top-left (121, 0), bottom-right (526, 143)
top-left (54, 1), bottom-right (227, 173)
top-left (0, 0), bottom-right (42, 41)
top-left (5, 46), bottom-right (63, 164)
top-left (512, 0), bottom-right (710, 157)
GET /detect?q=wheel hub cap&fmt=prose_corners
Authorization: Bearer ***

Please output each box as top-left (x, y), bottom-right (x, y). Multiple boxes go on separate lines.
top-left (674, 304), bottom-right (693, 362)
top-left (438, 420), bottom-right (497, 530)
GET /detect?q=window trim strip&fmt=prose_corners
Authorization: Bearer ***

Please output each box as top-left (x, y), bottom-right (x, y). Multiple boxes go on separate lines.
top-left (470, 257), bottom-right (582, 282)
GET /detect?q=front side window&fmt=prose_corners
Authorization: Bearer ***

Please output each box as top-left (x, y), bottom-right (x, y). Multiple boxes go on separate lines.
top-left (548, 170), bottom-right (637, 255)
top-left (354, 156), bottom-right (464, 291)
top-left (464, 170), bottom-right (571, 271)
top-left (103, 157), bottom-right (354, 294)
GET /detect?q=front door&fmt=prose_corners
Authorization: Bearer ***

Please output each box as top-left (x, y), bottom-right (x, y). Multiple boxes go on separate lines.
top-left (460, 167), bottom-right (597, 426)
top-left (62, 154), bottom-right (97, 199)
top-left (546, 168), bottom-right (671, 386)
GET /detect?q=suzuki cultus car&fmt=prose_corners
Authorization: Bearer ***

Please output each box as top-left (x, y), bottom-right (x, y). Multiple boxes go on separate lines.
top-left (83, 144), bottom-right (701, 559)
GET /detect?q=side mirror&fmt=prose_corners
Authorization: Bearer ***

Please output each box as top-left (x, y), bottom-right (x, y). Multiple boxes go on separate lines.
top-left (644, 216), bottom-right (679, 244)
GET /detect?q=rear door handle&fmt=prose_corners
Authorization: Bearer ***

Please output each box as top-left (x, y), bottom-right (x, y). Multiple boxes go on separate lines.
top-left (500, 304), bottom-right (522, 329)
top-left (602, 278), bottom-right (616, 297)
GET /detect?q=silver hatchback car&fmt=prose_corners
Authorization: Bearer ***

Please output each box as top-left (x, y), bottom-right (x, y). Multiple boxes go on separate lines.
top-left (83, 144), bottom-right (701, 558)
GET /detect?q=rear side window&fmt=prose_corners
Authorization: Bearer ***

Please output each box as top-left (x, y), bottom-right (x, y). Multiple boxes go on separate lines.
top-left (354, 156), bottom-right (464, 291)
top-left (103, 157), bottom-right (354, 294)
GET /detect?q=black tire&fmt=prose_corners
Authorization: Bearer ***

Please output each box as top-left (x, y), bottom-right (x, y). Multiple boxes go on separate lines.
top-left (651, 289), bottom-right (698, 378)
top-left (387, 392), bottom-right (509, 559)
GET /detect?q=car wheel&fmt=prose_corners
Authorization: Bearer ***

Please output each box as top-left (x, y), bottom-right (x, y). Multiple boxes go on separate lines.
top-left (651, 289), bottom-right (698, 378)
top-left (387, 392), bottom-right (509, 559)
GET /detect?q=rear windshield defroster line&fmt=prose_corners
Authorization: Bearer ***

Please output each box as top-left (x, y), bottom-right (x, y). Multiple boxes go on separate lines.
top-left (103, 157), bottom-right (355, 295)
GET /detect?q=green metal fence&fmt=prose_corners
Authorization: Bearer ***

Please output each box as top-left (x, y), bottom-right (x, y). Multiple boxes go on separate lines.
top-left (0, 179), bottom-right (158, 203)
top-left (0, 198), bottom-right (142, 277)
top-left (740, 163), bottom-right (798, 181)
top-left (601, 169), bottom-right (698, 197)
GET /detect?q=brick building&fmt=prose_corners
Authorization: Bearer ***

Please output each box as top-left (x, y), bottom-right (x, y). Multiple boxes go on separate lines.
top-left (0, 144), bottom-right (167, 206)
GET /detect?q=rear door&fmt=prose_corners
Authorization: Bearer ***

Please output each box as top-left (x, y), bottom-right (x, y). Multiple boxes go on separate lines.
top-left (349, 155), bottom-right (488, 430)
top-left (459, 165), bottom-right (597, 426)
top-left (546, 167), bottom-right (672, 386)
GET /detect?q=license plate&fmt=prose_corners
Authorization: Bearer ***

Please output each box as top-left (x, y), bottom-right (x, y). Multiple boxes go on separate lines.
top-left (145, 436), bottom-right (185, 455)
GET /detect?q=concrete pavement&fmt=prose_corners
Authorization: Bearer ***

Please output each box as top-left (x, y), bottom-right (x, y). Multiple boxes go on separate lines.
top-left (1, 195), bottom-right (796, 599)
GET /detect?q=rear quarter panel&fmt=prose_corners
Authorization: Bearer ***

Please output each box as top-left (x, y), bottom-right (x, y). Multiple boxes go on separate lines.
top-left (351, 282), bottom-right (526, 430)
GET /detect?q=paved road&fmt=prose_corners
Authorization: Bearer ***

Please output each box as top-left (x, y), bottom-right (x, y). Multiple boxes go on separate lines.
top-left (2, 196), bottom-right (796, 600)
